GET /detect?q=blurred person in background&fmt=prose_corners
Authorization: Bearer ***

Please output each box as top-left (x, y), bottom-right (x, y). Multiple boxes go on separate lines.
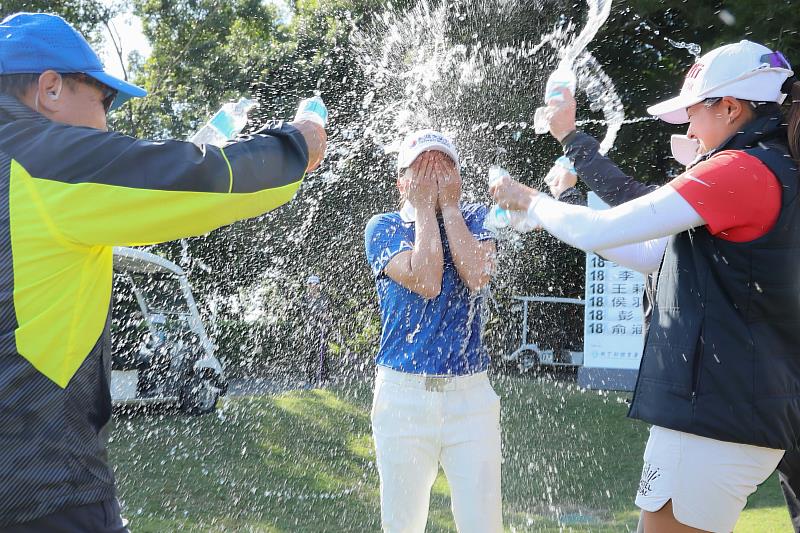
top-left (303, 274), bottom-right (331, 386)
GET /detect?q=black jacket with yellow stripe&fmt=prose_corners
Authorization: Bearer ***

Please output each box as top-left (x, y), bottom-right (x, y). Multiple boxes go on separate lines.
top-left (0, 93), bottom-right (308, 526)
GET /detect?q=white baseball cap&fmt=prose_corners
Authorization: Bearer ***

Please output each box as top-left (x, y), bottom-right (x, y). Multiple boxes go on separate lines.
top-left (648, 40), bottom-right (794, 124)
top-left (397, 129), bottom-right (460, 171)
top-left (306, 275), bottom-right (320, 285)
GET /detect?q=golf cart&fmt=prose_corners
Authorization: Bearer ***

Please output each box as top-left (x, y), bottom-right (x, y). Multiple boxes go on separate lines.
top-left (503, 295), bottom-right (585, 371)
top-left (111, 247), bottom-right (226, 414)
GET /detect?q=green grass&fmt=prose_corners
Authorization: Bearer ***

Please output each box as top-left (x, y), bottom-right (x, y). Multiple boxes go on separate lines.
top-left (110, 374), bottom-right (793, 532)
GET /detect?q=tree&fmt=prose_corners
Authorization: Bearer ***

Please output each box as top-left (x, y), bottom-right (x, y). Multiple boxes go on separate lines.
top-left (0, 0), bottom-right (114, 39)
top-left (8, 0), bottom-right (799, 372)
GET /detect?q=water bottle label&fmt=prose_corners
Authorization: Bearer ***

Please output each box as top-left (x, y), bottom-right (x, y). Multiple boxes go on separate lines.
top-left (547, 80), bottom-right (573, 100)
top-left (489, 205), bottom-right (511, 226)
top-left (209, 110), bottom-right (237, 139)
top-left (555, 155), bottom-right (576, 173)
top-left (298, 98), bottom-right (328, 126)
top-left (497, 207), bottom-right (511, 225)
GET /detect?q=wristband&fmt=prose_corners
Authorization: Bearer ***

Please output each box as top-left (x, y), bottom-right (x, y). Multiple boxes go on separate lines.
top-left (559, 129), bottom-right (579, 147)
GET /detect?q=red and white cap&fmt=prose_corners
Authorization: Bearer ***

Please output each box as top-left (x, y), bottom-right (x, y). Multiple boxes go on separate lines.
top-left (648, 40), bottom-right (794, 124)
top-left (397, 129), bottom-right (460, 171)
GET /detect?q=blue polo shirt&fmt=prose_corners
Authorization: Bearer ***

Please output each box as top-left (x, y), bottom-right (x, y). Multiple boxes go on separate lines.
top-left (364, 203), bottom-right (496, 375)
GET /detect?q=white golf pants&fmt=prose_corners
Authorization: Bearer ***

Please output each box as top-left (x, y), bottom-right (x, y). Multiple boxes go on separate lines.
top-left (371, 366), bottom-right (503, 533)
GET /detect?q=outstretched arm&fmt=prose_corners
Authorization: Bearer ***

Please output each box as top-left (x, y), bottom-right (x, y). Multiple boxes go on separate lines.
top-left (533, 186), bottom-right (701, 251)
top-left (6, 120), bottom-right (315, 247)
top-left (548, 88), bottom-right (658, 205)
top-left (490, 178), bottom-right (704, 252)
top-left (594, 238), bottom-right (669, 274)
top-left (541, 163), bottom-right (667, 273)
top-left (491, 147), bottom-right (782, 273)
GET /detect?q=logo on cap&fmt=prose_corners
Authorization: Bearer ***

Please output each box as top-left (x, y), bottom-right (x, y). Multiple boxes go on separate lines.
top-left (685, 63), bottom-right (704, 80)
top-left (416, 132), bottom-right (452, 148)
top-left (682, 63), bottom-right (705, 92)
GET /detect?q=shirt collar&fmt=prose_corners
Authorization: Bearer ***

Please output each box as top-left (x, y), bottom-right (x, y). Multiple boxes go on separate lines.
top-left (688, 110), bottom-right (787, 170)
top-left (0, 93), bottom-right (49, 126)
top-left (399, 200), bottom-right (416, 223)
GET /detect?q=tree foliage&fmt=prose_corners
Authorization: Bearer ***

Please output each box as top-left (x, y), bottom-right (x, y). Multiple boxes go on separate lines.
top-left (0, 0), bottom-right (114, 40)
top-left (4, 0), bottom-right (800, 370)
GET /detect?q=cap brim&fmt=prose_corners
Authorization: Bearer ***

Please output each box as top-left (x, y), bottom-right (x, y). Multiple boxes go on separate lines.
top-left (647, 93), bottom-right (703, 124)
top-left (397, 145), bottom-right (460, 171)
top-left (86, 70), bottom-right (147, 111)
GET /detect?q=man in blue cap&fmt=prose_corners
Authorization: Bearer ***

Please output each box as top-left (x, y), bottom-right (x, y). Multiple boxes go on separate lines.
top-left (0, 12), bottom-right (326, 531)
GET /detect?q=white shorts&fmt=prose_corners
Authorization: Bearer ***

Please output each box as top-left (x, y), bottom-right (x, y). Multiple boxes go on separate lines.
top-left (635, 425), bottom-right (784, 533)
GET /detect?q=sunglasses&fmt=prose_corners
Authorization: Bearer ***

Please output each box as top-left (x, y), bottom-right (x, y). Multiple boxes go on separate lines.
top-left (761, 51), bottom-right (792, 70)
top-left (63, 73), bottom-right (118, 112)
top-left (703, 96), bottom-right (763, 111)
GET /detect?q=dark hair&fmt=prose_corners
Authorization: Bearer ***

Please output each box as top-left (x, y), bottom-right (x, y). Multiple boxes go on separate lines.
top-left (0, 73), bottom-right (39, 99)
top-left (745, 78), bottom-right (800, 162)
top-left (786, 80), bottom-right (800, 161)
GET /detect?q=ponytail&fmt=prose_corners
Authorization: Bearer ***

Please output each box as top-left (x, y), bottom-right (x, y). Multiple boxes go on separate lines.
top-left (787, 79), bottom-right (800, 162)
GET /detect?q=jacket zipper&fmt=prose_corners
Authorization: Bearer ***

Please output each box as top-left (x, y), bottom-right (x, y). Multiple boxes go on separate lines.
top-left (691, 327), bottom-right (705, 410)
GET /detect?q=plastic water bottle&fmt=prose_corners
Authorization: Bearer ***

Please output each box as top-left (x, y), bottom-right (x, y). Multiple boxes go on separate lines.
top-left (191, 97), bottom-right (257, 147)
top-left (544, 63), bottom-right (576, 104)
top-left (485, 166), bottom-right (539, 232)
top-left (543, 155), bottom-right (577, 186)
top-left (490, 156), bottom-right (576, 233)
top-left (486, 204), bottom-right (512, 231)
top-left (486, 166), bottom-right (513, 231)
top-left (533, 63), bottom-right (577, 134)
top-left (294, 96), bottom-right (328, 128)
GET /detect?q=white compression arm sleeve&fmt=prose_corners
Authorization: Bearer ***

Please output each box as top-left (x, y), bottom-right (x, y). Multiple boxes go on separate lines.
top-left (527, 184), bottom-right (705, 259)
top-left (594, 238), bottom-right (668, 274)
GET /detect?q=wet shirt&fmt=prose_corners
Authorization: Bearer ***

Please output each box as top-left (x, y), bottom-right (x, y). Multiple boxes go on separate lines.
top-left (364, 203), bottom-right (495, 375)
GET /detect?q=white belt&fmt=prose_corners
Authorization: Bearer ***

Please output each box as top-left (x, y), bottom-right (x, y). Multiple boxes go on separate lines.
top-left (376, 366), bottom-right (488, 392)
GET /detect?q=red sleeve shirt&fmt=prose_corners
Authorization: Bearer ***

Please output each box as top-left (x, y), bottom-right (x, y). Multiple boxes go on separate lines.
top-left (669, 150), bottom-right (782, 242)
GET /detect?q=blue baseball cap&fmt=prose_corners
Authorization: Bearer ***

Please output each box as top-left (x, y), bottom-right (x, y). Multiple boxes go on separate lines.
top-left (0, 12), bottom-right (147, 110)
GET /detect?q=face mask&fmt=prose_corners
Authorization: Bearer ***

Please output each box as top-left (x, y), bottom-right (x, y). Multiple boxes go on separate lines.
top-left (671, 134), bottom-right (701, 167)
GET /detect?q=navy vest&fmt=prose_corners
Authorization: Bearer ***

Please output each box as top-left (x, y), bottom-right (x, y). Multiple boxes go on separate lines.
top-left (628, 112), bottom-right (800, 450)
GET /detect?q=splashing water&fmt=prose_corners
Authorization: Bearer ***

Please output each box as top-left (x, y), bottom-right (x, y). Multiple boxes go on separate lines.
top-left (665, 37), bottom-right (702, 59)
top-left (334, 0), bottom-right (625, 365)
top-left (204, 0), bottom-right (635, 352)
top-left (350, 0), bottom-right (623, 191)
top-left (561, 0), bottom-right (612, 66)
top-left (529, 0), bottom-right (624, 154)
top-left (573, 50), bottom-right (624, 155)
